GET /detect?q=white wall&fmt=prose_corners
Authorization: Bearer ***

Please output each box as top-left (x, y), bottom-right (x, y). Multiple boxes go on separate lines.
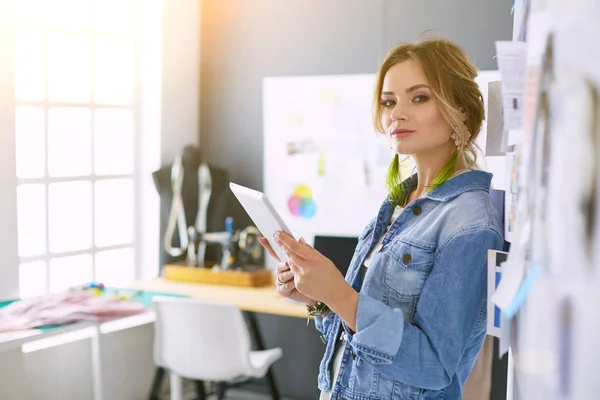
top-left (0, 0), bottom-right (20, 300)
top-left (137, 0), bottom-right (202, 280)
top-left (160, 0), bottom-right (201, 165)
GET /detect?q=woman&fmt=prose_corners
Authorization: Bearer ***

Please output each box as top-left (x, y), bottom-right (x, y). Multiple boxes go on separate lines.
top-left (259, 38), bottom-right (503, 400)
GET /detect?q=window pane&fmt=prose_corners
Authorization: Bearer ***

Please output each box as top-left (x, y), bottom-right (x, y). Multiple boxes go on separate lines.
top-left (94, 109), bottom-right (134, 175)
top-left (16, 0), bottom-right (46, 26)
top-left (94, 38), bottom-right (134, 105)
top-left (95, 179), bottom-right (134, 247)
top-left (48, 107), bottom-right (92, 177)
top-left (93, 0), bottom-right (135, 36)
top-left (19, 261), bottom-right (47, 298)
top-left (49, 254), bottom-right (93, 293)
top-left (48, 33), bottom-right (92, 103)
top-left (17, 184), bottom-right (47, 257)
top-left (47, 0), bottom-right (91, 32)
top-left (95, 248), bottom-right (134, 287)
top-left (14, 29), bottom-right (45, 101)
top-left (15, 107), bottom-right (46, 179)
top-left (48, 181), bottom-right (92, 253)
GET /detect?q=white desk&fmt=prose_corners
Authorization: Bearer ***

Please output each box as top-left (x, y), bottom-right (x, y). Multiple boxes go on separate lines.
top-left (0, 312), bottom-right (156, 400)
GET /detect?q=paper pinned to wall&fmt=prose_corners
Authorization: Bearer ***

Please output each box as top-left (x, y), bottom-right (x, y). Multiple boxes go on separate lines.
top-left (495, 41), bottom-right (528, 134)
top-left (512, 0), bottom-right (530, 41)
top-left (485, 81), bottom-right (514, 156)
top-left (487, 250), bottom-right (510, 338)
top-left (491, 258), bottom-right (525, 316)
top-left (570, 282), bottom-right (600, 399)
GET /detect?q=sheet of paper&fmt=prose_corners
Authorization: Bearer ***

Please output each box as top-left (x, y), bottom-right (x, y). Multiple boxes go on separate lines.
top-left (485, 81), bottom-right (507, 156)
top-left (491, 257), bottom-right (525, 314)
top-left (594, 87), bottom-right (600, 276)
top-left (526, 0), bottom-right (550, 65)
top-left (487, 250), bottom-right (509, 338)
top-left (507, 129), bottom-right (524, 147)
top-left (504, 153), bottom-right (519, 242)
top-left (522, 0), bottom-right (550, 138)
top-left (512, 0), bottom-right (529, 42)
top-left (504, 261), bottom-right (542, 318)
top-left (475, 71), bottom-right (501, 154)
top-left (495, 41), bottom-right (528, 132)
top-left (570, 282), bottom-right (600, 399)
top-left (550, 0), bottom-right (600, 87)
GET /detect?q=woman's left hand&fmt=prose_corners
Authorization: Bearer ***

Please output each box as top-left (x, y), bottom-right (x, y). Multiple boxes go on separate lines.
top-left (274, 231), bottom-right (348, 305)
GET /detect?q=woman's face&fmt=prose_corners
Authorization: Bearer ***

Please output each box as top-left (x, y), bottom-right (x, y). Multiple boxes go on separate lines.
top-left (380, 60), bottom-right (454, 156)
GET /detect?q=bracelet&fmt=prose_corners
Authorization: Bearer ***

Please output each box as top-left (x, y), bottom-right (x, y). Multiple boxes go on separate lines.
top-left (306, 302), bottom-right (329, 325)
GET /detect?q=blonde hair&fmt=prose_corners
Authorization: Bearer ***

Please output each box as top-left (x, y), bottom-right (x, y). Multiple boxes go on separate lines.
top-left (373, 37), bottom-right (485, 205)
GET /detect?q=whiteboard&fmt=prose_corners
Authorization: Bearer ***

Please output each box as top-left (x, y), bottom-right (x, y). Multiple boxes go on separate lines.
top-left (262, 72), bottom-right (503, 268)
top-left (263, 75), bottom-right (391, 248)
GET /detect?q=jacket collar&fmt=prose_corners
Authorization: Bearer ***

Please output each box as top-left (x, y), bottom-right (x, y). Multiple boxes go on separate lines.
top-left (400, 170), bottom-right (492, 203)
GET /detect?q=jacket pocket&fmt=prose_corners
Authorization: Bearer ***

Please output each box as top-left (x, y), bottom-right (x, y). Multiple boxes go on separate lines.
top-left (381, 240), bottom-right (434, 322)
top-left (384, 240), bottom-right (433, 294)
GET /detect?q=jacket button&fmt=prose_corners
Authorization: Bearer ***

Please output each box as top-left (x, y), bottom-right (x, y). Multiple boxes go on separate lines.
top-left (402, 253), bottom-right (412, 264)
top-left (413, 205), bottom-right (421, 215)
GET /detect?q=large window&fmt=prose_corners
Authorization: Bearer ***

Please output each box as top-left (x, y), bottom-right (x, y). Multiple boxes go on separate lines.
top-left (14, 0), bottom-right (141, 297)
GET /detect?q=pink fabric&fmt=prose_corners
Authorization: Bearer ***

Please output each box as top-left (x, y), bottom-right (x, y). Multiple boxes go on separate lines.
top-left (0, 292), bottom-right (145, 332)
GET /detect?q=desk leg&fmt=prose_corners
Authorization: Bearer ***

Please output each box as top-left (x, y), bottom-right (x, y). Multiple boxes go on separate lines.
top-left (243, 312), bottom-right (281, 400)
top-left (91, 326), bottom-right (104, 400)
top-left (149, 367), bottom-right (165, 400)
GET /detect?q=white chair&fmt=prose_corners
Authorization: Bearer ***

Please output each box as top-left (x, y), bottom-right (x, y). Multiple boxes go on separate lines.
top-left (152, 296), bottom-right (283, 400)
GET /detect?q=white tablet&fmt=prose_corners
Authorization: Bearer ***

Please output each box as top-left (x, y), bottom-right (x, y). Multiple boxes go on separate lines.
top-left (229, 182), bottom-right (295, 262)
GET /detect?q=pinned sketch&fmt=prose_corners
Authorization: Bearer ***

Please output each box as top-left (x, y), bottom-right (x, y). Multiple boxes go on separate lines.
top-left (485, 81), bottom-right (511, 156)
top-left (286, 139), bottom-right (317, 156)
top-left (320, 88), bottom-right (341, 103)
top-left (512, 0), bottom-right (530, 42)
top-left (504, 261), bottom-right (542, 318)
top-left (506, 153), bottom-right (519, 237)
top-left (495, 41), bottom-right (528, 133)
top-left (491, 257), bottom-right (525, 316)
top-left (287, 184), bottom-right (317, 219)
top-left (283, 115), bottom-right (302, 127)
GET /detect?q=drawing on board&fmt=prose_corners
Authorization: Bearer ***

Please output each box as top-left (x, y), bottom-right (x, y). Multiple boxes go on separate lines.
top-left (287, 184), bottom-right (317, 219)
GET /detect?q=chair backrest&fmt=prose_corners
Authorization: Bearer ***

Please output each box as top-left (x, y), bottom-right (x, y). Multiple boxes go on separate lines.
top-left (152, 296), bottom-right (252, 381)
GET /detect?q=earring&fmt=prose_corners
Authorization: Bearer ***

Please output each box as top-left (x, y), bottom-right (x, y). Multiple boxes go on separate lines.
top-left (451, 128), bottom-right (470, 149)
top-left (451, 114), bottom-right (471, 150)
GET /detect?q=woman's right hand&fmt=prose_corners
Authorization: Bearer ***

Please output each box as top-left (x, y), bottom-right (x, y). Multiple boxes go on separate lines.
top-left (258, 237), bottom-right (317, 305)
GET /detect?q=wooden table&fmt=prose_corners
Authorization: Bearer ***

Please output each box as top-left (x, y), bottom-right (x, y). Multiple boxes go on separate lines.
top-left (132, 278), bottom-right (306, 319)
top-left (132, 278), bottom-right (307, 400)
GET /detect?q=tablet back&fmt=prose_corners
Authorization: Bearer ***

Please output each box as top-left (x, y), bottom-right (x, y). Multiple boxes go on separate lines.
top-left (229, 182), bottom-right (293, 262)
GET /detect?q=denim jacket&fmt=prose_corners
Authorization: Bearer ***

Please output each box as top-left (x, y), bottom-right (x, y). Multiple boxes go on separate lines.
top-left (315, 170), bottom-right (504, 400)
